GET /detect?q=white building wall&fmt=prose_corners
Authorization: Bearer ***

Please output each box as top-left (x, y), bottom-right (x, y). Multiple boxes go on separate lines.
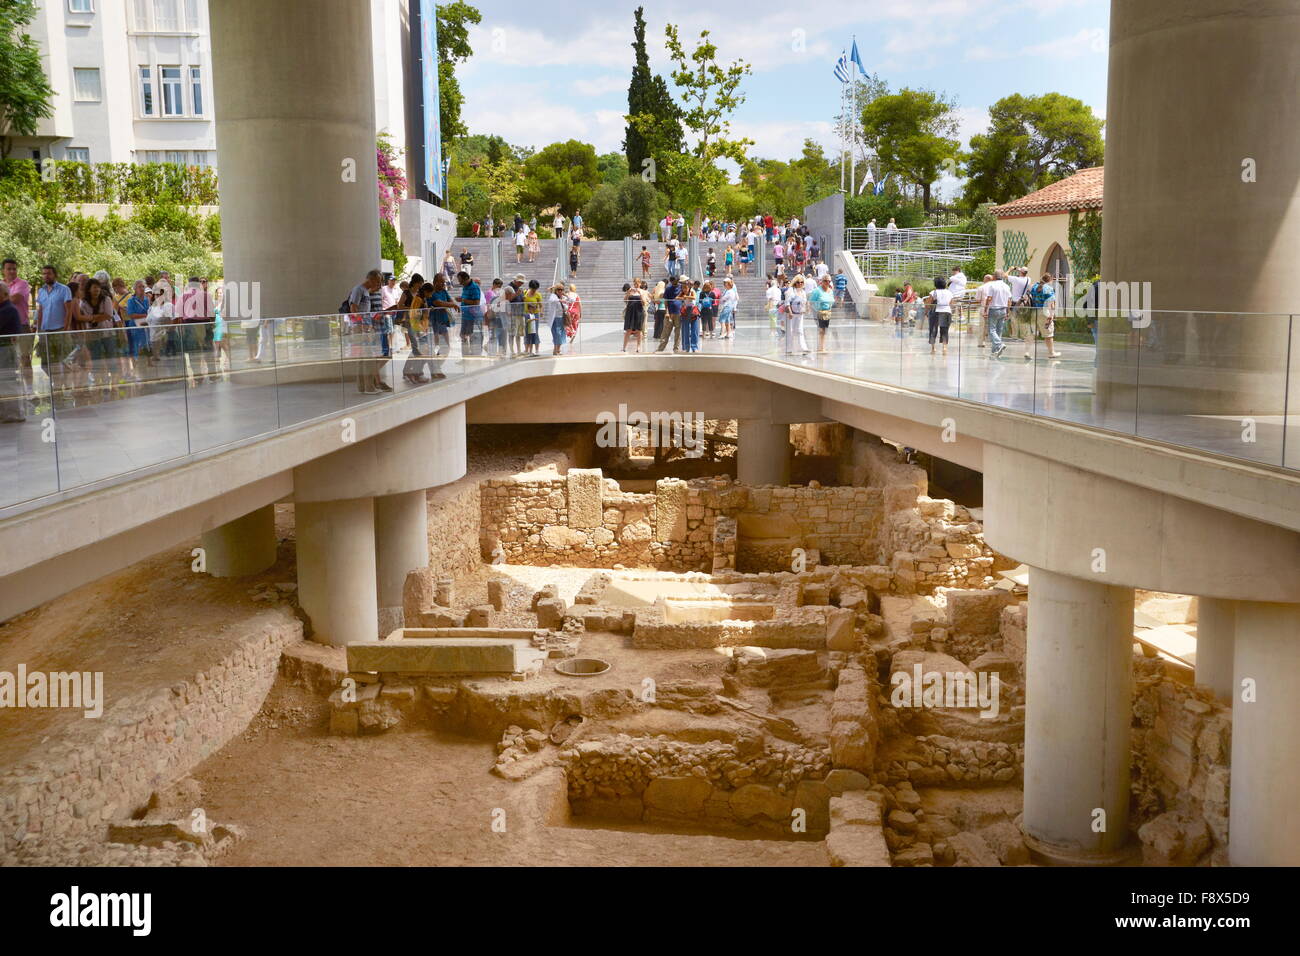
top-left (17, 0), bottom-right (405, 171)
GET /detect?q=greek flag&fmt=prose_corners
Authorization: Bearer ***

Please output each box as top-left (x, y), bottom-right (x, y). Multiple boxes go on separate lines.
top-left (834, 51), bottom-right (850, 83)
top-left (874, 174), bottom-right (889, 196)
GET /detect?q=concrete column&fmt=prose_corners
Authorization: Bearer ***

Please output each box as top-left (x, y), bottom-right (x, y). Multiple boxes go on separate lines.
top-left (1099, 0), bottom-right (1300, 416)
top-left (737, 419), bottom-right (791, 486)
top-left (200, 504), bottom-right (277, 578)
top-left (1195, 597), bottom-right (1236, 703)
top-left (1228, 601), bottom-right (1300, 866)
top-left (296, 498), bottom-right (377, 647)
top-left (374, 489), bottom-right (429, 634)
top-left (1023, 566), bottom-right (1135, 864)
top-left (210, 0), bottom-right (381, 322)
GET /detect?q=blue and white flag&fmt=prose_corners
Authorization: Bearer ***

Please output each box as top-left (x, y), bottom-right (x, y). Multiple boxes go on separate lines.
top-left (850, 39), bottom-right (867, 77)
top-left (834, 51), bottom-right (850, 83)
top-left (873, 173), bottom-right (889, 196)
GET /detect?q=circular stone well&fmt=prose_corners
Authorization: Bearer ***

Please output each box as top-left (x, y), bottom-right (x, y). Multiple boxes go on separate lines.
top-left (554, 658), bottom-right (611, 676)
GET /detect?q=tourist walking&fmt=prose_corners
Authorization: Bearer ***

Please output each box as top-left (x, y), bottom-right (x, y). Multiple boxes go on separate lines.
top-left (622, 282), bottom-right (645, 353)
top-left (811, 276), bottom-right (836, 353)
top-left (986, 270), bottom-right (1011, 357)
top-left (784, 276), bottom-right (809, 355)
top-left (926, 276), bottom-right (954, 356)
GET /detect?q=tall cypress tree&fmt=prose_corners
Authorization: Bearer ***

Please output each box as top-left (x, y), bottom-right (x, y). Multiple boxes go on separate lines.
top-left (623, 7), bottom-right (681, 177)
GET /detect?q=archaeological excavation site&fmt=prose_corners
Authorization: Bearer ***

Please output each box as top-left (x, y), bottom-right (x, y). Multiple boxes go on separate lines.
top-left (0, 421), bottom-right (1231, 870)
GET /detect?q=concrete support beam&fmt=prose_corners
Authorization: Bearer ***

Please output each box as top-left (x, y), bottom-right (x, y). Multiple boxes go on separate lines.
top-left (1228, 601), bottom-right (1300, 866)
top-left (1195, 597), bottom-right (1236, 703)
top-left (210, 0), bottom-right (381, 321)
top-left (293, 404), bottom-right (466, 503)
top-left (983, 444), bottom-right (1300, 602)
top-left (374, 490), bottom-right (429, 634)
top-left (1023, 566), bottom-right (1135, 864)
top-left (296, 497), bottom-right (377, 647)
top-left (200, 504), bottom-right (277, 578)
top-left (737, 420), bottom-right (791, 486)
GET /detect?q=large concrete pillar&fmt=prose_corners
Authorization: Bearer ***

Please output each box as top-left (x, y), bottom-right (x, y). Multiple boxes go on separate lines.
top-left (737, 419), bottom-right (791, 486)
top-left (1195, 597), bottom-right (1236, 703)
top-left (1228, 601), bottom-right (1300, 866)
top-left (375, 489), bottom-right (429, 633)
top-left (200, 504), bottom-right (277, 577)
top-left (296, 497), bottom-right (377, 647)
top-left (1100, 0), bottom-right (1300, 417)
top-left (1023, 566), bottom-right (1135, 864)
top-left (210, 0), bottom-right (381, 321)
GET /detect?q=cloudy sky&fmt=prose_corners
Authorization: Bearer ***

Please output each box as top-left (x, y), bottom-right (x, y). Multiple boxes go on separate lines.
top-left (455, 0), bottom-right (1109, 196)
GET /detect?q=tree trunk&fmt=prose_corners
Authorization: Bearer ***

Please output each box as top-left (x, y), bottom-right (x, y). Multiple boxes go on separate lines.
top-left (921, 182), bottom-right (932, 213)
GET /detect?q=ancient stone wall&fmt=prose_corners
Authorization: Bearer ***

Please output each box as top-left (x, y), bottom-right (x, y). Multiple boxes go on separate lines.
top-left (1131, 661), bottom-right (1232, 865)
top-left (0, 611), bottom-right (301, 858)
top-left (562, 734), bottom-right (832, 836)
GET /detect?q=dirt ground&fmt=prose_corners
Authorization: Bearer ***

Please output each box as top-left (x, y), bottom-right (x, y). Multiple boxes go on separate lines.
top-left (196, 684), bottom-right (827, 867)
top-left (0, 504), bottom-right (302, 770)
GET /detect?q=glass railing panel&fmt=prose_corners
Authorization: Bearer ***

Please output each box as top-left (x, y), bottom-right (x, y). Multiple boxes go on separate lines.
top-left (180, 318), bottom-right (282, 454)
top-left (49, 323), bottom-right (191, 490)
top-left (0, 331), bottom-right (61, 508)
top-left (1135, 310), bottom-right (1290, 466)
top-left (274, 315), bottom-right (347, 427)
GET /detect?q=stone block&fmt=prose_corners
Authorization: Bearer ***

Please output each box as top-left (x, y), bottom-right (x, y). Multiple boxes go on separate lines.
top-left (892, 844), bottom-right (935, 866)
top-left (643, 776), bottom-right (713, 816)
top-left (487, 579), bottom-right (506, 611)
top-left (434, 577), bottom-right (455, 607)
top-left (826, 824), bottom-right (892, 867)
top-left (830, 791), bottom-right (882, 828)
top-left (402, 568), bottom-right (435, 621)
top-left (824, 769), bottom-right (872, 795)
top-left (655, 479), bottom-right (689, 543)
top-left (979, 820), bottom-right (1030, 865)
top-left (729, 784), bottom-right (793, 824)
top-left (825, 607), bottom-right (857, 651)
top-left (567, 469), bottom-right (605, 529)
top-left (346, 638), bottom-right (546, 676)
top-left (536, 597), bottom-right (567, 629)
top-left (466, 605), bottom-right (493, 627)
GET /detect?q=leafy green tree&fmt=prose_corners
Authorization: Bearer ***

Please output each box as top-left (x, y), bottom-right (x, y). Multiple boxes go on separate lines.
top-left (596, 151), bottom-right (626, 187)
top-left (844, 194), bottom-right (924, 229)
top-left (519, 139), bottom-right (599, 215)
top-left (436, 2), bottom-right (481, 144)
top-left (639, 25), bottom-right (751, 233)
top-left (584, 175), bottom-right (659, 239)
top-left (0, 0), bottom-right (54, 158)
top-left (860, 88), bottom-right (960, 212)
top-left (964, 93), bottom-right (1104, 208)
top-left (1068, 208), bottom-right (1102, 280)
top-left (623, 6), bottom-right (682, 179)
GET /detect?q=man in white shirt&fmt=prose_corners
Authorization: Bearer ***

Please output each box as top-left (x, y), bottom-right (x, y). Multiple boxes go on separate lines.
top-left (974, 274), bottom-right (993, 347)
top-left (866, 219), bottom-right (877, 249)
top-left (985, 270), bottom-right (1012, 357)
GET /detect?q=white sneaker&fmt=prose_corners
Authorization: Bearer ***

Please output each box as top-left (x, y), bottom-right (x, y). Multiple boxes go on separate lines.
top-left (1023, 353), bottom-right (1032, 360)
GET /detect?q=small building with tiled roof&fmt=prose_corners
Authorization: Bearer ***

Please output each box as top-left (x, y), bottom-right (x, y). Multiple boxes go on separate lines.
top-left (992, 167), bottom-right (1104, 280)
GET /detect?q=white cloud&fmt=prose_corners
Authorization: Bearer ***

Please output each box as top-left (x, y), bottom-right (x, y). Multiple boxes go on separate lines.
top-left (571, 74), bottom-right (629, 97)
top-left (1025, 27), bottom-right (1107, 59)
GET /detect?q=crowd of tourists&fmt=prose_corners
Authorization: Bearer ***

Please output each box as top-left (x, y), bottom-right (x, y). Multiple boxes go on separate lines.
top-left (888, 265), bottom-right (1063, 359)
top-left (0, 259), bottom-right (238, 422)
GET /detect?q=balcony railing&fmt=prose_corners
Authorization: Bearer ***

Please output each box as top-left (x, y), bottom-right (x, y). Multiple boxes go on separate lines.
top-left (1, 301), bottom-right (1295, 513)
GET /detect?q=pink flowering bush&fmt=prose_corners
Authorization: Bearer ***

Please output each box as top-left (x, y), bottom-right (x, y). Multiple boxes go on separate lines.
top-left (377, 137), bottom-right (408, 224)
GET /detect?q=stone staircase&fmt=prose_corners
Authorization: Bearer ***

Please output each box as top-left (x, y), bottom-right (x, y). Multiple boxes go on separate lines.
top-left (451, 236), bottom-right (775, 316)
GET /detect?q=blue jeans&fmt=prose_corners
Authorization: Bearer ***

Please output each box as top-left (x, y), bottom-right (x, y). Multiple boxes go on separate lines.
top-left (683, 317), bottom-right (700, 351)
top-left (988, 307), bottom-right (1006, 350)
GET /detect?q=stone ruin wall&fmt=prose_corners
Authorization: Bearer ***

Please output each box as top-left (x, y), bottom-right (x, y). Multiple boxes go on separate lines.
top-left (478, 434), bottom-right (1007, 593)
top-left (0, 612), bottom-right (301, 860)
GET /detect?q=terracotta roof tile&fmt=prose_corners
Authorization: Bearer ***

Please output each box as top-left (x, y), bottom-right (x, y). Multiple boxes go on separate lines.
top-left (992, 166), bottom-right (1104, 217)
